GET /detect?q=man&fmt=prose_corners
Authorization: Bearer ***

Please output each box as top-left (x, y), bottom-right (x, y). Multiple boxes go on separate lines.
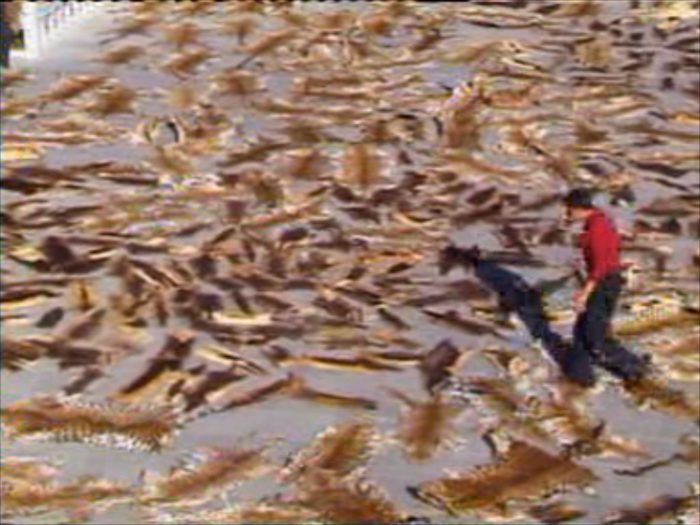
top-left (563, 187), bottom-right (648, 383)
top-left (1, 2), bottom-right (21, 69)
top-left (1, 4), bottom-right (12, 68)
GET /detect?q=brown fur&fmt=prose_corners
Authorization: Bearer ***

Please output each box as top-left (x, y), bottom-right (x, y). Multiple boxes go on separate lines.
top-left (295, 469), bottom-right (404, 524)
top-left (389, 389), bottom-right (463, 461)
top-left (343, 143), bottom-right (381, 191)
top-left (42, 75), bottom-right (107, 103)
top-left (602, 494), bottom-right (693, 524)
top-left (622, 376), bottom-right (700, 421)
top-left (162, 48), bottom-right (213, 78)
top-left (140, 445), bottom-right (271, 506)
top-left (2, 475), bottom-right (130, 519)
top-left (281, 419), bottom-right (378, 482)
top-left (1, 395), bottom-right (179, 452)
top-left (84, 83), bottom-right (137, 116)
top-left (164, 22), bottom-right (201, 50)
top-left (99, 45), bottom-right (144, 65)
top-left (413, 441), bottom-right (597, 514)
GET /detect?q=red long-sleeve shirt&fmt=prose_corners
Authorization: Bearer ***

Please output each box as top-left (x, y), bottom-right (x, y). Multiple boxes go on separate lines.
top-left (579, 208), bottom-right (621, 282)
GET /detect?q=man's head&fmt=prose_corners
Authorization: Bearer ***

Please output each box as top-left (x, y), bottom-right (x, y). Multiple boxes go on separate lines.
top-left (563, 187), bottom-right (594, 222)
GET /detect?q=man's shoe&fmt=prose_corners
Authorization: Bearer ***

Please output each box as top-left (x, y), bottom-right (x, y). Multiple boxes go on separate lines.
top-left (624, 355), bottom-right (652, 383)
top-left (569, 371), bottom-right (597, 388)
top-left (563, 350), bottom-right (597, 388)
top-left (601, 352), bottom-right (651, 383)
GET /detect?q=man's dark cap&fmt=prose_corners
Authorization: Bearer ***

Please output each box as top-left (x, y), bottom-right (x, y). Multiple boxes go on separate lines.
top-left (563, 187), bottom-right (593, 208)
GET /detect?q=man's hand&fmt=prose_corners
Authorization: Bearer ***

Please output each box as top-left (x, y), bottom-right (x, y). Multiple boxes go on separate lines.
top-left (574, 281), bottom-right (597, 312)
top-left (573, 290), bottom-right (589, 312)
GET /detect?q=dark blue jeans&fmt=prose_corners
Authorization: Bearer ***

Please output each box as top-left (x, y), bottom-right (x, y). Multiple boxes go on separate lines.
top-left (570, 271), bottom-right (646, 382)
top-left (473, 259), bottom-right (596, 385)
top-left (1, 18), bottom-right (12, 69)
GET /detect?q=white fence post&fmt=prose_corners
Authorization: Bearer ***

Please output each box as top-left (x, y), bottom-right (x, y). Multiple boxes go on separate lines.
top-left (15, 1), bottom-right (99, 61)
top-left (19, 1), bottom-right (42, 59)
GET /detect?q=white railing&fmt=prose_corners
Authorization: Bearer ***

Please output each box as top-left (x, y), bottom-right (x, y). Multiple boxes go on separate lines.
top-left (16, 1), bottom-right (98, 59)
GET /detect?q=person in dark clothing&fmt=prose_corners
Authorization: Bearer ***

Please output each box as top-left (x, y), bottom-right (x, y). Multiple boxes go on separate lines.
top-left (438, 244), bottom-right (597, 386)
top-left (1, 10), bottom-right (12, 68)
top-left (1, 2), bottom-right (18, 69)
top-left (563, 187), bottom-right (648, 383)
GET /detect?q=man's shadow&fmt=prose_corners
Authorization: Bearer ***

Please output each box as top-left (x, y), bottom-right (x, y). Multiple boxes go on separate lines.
top-left (438, 244), bottom-right (643, 387)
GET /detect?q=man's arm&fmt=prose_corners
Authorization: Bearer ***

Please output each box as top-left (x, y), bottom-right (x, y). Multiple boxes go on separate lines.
top-left (576, 279), bottom-right (597, 308)
top-left (575, 219), bottom-right (610, 309)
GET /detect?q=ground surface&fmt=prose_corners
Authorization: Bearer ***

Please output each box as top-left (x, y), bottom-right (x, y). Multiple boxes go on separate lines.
top-left (1, 1), bottom-right (699, 524)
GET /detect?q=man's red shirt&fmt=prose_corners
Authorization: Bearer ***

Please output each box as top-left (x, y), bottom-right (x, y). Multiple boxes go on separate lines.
top-left (579, 208), bottom-right (621, 282)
